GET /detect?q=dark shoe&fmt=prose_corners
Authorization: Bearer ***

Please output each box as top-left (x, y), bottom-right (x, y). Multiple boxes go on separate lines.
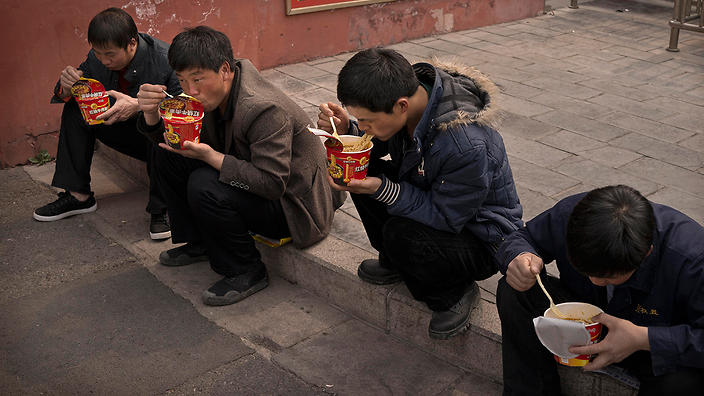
top-left (357, 258), bottom-right (402, 285)
top-left (202, 267), bottom-right (268, 306)
top-left (149, 212), bottom-right (171, 240)
top-left (428, 282), bottom-right (480, 340)
top-left (159, 243), bottom-right (208, 266)
top-left (33, 191), bottom-right (97, 222)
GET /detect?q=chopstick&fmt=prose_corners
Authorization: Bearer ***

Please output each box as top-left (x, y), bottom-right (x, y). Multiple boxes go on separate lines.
top-left (162, 89), bottom-right (174, 99)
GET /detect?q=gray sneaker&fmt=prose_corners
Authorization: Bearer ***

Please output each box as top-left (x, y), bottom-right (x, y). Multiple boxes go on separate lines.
top-left (202, 267), bottom-right (268, 306)
top-left (149, 212), bottom-right (171, 240)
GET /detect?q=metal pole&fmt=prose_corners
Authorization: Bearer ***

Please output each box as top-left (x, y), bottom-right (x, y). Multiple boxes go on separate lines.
top-left (667, 0), bottom-right (684, 51)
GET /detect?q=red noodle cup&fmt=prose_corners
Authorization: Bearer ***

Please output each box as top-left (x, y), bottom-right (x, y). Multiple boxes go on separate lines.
top-left (325, 135), bottom-right (373, 185)
top-left (544, 302), bottom-right (603, 367)
top-left (71, 78), bottom-right (111, 125)
top-left (159, 95), bottom-right (204, 150)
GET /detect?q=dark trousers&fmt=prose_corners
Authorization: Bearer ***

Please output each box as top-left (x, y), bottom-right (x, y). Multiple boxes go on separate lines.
top-left (154, 148), bottom-right (290, 278)
top-left (351, 191), bottom-right (496, 311)
top-left (496, 276), bottom-right (704, 396)
top-left (51, 100), bottom-right (166, 214)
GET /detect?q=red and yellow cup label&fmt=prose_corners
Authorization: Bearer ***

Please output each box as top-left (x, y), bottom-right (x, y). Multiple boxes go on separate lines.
top-left (325, 135), bottom-right (372, 185)
top-left (159, 95), bottom-right (204, 150)
top-left (71, 78), bottom-right (110, 125)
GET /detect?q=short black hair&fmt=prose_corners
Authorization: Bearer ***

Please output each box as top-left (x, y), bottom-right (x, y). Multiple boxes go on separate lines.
top-left (337, 48), bottom-right (419, 113)
top-left (566, 185), bottom-right (655, 278)
top-left (88, 8), bottom-right (138, 49)
top-left (168, 26), bottom-right (234, 73)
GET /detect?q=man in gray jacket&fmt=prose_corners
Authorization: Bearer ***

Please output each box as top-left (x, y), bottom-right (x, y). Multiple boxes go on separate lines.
top-left (137, 26), bottom-right (340, 306)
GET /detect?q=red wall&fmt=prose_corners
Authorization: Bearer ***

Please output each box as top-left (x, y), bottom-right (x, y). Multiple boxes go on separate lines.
top-left (1, 0), bottom-right (543, 167)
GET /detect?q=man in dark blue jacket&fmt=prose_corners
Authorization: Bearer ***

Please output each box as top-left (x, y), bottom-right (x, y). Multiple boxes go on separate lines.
top-left (317, 48), bottom-right (522, 339)
top-left (33, 8), bottom-right (181, 240)
top-left (496, 185), bottom-right (704, 395)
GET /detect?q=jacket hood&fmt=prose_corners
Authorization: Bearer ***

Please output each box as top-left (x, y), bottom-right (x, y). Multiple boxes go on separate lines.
top-left (417, 59), bottom-right (501, 132)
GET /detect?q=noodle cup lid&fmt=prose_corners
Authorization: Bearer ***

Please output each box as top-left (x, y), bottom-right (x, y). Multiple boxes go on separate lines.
top-left (534, 302), bottom-right (603, 359)
top-left (159, 94), bottom-right (204, 123)
top-left (71, 78), bottom-right (107, 100)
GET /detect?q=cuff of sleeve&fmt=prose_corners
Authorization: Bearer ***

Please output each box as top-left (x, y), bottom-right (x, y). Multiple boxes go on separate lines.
top-left (647, 326), bottom-right (676, 376)
top-left (51, 85), bottom-right (72, 103)
top-left (371, 175), bottom-right (400, 206)
top-left (136, 113), bottom-right (165, 142)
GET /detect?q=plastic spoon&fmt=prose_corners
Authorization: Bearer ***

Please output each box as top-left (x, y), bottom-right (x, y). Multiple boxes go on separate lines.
top-left (307, 126), bottom-right (343, 148)
top-left (330, 116), bottom-right (341, 140)
top-left (536, 273), bottom-right (568, 319)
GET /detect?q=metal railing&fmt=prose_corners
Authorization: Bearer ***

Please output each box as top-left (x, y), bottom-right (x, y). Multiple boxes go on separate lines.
top-left (668, 0), bottom-right (704, 51)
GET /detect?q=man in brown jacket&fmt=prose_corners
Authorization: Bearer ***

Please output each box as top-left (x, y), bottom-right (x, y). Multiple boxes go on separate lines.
top-left (136, 26), bottom-right (340, 306)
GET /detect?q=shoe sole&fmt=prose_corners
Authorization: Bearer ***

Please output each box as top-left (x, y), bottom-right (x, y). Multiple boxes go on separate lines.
top-left (357, 267), bottom-right (402, 285)
top-left (159, 254), bottom-right (208, 267)
top-left (32, 202), bottom-right (98, 222)
top-left (150, 230), bottom-right (172, 240)
top-left (428, 315), bottom-right (472, 340)
top-left (202, 278), bottom-right (269, 306)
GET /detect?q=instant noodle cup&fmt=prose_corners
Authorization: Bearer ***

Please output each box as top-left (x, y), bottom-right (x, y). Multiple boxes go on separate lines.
top-left (325, 135), bottom-right (373, 185)
top-left (71, 78), bottom-right (111, 125)
top-left (537, 302), bottom-right (603, 367)
top-left (159, 95), bottom-right (204, 150)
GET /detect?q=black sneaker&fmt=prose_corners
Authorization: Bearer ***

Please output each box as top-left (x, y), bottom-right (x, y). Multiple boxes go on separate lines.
top-left (150, 212), bottom-right (171, 240)
top-left (357, 258), bottom-right (402, 285)
top-left (33, 191), bottom-right (97, 222)
top-left (428, 282), bottom-right (480, 340)
top-left (159, 243), bottom-right (208, 266)
top-left (202, 267), bottom-right (268, 306)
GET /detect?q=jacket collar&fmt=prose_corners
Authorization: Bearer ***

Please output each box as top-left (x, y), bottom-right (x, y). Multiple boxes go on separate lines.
top-left (123, 34), bottom-right (149, 86)
top-left (411, 63), bottom-right (442, 151)
top-left (619, 229), bottom-right (660, 294)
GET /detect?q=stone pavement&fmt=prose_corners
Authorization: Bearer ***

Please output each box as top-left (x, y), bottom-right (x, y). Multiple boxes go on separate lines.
top-left (5, 0), bottom-right (704, 394)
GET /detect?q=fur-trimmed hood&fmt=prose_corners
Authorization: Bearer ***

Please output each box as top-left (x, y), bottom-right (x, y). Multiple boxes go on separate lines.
top-left (413, 59), bottom-right (501, 132)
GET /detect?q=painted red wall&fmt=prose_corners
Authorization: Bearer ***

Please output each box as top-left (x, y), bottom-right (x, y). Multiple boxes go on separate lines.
top-left (1, 0), bottom-right (543, 167)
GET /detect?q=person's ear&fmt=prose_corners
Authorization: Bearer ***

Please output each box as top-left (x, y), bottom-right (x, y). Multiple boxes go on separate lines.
top-left (395, 98), bottom-right (409, 114)
top-left (219, 62), bottom-right (232, 80)
top-left (127, 38), bottom-right (137, 52)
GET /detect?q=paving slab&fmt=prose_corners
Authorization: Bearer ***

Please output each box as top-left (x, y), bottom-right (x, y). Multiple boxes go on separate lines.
top-left (274, 320), bottom-right (475, 396)
top-left (162, 354), bottom-right (329, 395)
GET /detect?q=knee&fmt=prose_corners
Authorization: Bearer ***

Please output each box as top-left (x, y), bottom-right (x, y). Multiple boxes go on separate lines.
top-left (496, 277), bottom-right (521, 320)
top-left (186, 168), bottom-right (220, 207)
top-left (382, 217), bottom-right (419, 246)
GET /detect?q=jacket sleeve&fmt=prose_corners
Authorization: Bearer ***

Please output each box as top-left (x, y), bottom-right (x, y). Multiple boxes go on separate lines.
top-left (381, 142), bottom-right (490, 233)
top-left (135, 113), bottom-right (165, 144)
top-left (50, 55), bottom-right (93, 104)
top-left (648, 251), bottom-right (704, 375)
top-left (496, 196), bottom-right (579, 273)
top-left (218, 105), bottom-right (292, 200)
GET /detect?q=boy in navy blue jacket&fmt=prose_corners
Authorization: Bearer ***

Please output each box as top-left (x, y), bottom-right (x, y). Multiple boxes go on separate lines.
top-left (317, 48), bottom-right (522, 339)
top-left (496, 185), bottom-right (704, 395)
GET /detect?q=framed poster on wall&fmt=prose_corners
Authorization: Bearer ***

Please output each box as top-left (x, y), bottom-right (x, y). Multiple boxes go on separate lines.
top-left (286, 0), bottom-right (396, 15)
